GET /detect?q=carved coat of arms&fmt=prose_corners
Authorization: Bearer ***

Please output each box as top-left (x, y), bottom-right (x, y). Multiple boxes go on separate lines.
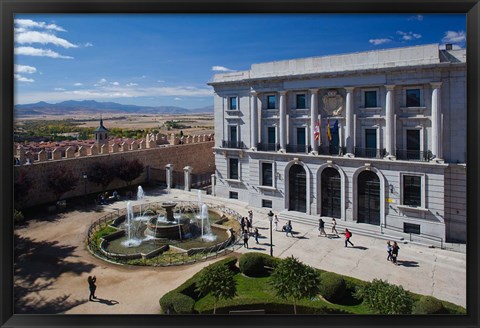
top-left (322, 90), bottom-right (344, 116)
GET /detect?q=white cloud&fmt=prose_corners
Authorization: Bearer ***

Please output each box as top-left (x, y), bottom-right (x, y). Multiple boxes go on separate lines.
top-left (15, 31), bottom-right (78, 48)
top-left (408, 15), bottom-right (424, 21)
top-left (212, 65), bottom-right (234, 72)
top-left (174, 97), bottom-right (182, 101)
top-left (54, 88), bottom-right (65, 91)
top-left (84, 42), bottom-right (93, 47)
top-left (111, 81), bottom-right (120, 86)
top-left (14, 64), bottom-right (37, 74)
top-left (442, 30), bottom-right (466, 44)
top-left (369, 38), bottom-right (391, 46)
top-left (157, 80), bottom-right (165, 83)
top-left (94, 78), bottom-right (108, 86)
top-left (14, 74), bottom-right (34, 82)
top-left (14, 19), bottom-right (66, 32)
top-left (14, 46), bottom-right (73, 59)
top-left (397, 31), bottom-right (422, 41)
top-left (126, 83), bottom-right (138, 87)
top-left (74, 82), bottom-right (83, 86)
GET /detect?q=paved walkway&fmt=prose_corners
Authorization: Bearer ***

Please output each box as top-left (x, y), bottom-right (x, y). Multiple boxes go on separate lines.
top-left (14, 188), bottom-right (466, 314)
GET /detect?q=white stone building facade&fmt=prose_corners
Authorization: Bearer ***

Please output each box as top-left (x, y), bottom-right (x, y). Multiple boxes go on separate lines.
top-left (209, 44), bottom-right (466, 243)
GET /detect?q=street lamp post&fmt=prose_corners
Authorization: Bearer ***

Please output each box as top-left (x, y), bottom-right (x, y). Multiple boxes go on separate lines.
top-left (268, 210), bottom-right (274, 257)
top-left (82, 172), bottom-right (88, 203)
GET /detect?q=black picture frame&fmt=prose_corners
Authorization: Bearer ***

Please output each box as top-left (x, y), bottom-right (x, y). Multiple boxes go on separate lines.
top-left (1, 1), bottom-right (479, 327)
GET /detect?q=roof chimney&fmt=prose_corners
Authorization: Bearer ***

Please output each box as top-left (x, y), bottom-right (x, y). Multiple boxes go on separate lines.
top-left (445, 44), bottom-right (453, 50)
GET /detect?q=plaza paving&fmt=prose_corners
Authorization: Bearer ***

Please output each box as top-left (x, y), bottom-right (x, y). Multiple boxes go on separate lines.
top-left (14, 188), bottom-right (466, 314)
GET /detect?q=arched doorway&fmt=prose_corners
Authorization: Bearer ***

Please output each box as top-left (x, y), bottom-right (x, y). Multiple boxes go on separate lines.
top-left (289, 164), bottom-right (307, 213)
top-left (357, 170), bottom-right (380, 225)
top-left (321, 168), bottom-right (341, 218)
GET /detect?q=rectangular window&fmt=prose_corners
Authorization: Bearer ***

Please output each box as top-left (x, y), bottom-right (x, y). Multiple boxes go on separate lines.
top-left (229, 158), bottom-right (239, 180)
top-left (229, 191), bottom-right (238, 199)
top-left (267, 127), bottom-right (276, 144)
top-left (229, 126), bottom-right (237, 142)
top-left (364, 91), bottom-right (377, 108)
top-left (229, 97), bottom-right (237, 110)
top-left (404, 223), bottom-right (421, 234)
top-left (406, 129), bottom-right (420, 160)
top-left (261, 162), bottom-right (273, 186)
top-left (262, 199), bottom-right (273, 208)
top-left (403, 175), bottom-right (421, 207)
top-left (296, 94), bottom-right (306, 109)
top-left (406, 89), bottom-right (421, 107)
top-left (267, 95), bottom-right (276, 109)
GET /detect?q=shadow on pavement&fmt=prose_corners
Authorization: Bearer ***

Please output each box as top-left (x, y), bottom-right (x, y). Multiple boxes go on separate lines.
top-left (351, 246), bottom-right (368, 250)
top-left (92, 298), bottom-right (119, 306)
top-left (248, 247), bottom-right (266, 251)
top-left (397, 260), bottom-right (419, 267)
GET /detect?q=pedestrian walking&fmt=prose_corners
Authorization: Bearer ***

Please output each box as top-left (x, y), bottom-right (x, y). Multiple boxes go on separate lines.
top-left (274, 215), bottom-right (279, 231)
top-left (386, 241), bottom-right (393, 262)
top-left (240, 217), bottom-right (246, 232)
top-left (88, 275), bottom-right (97, 301)
top-left (248, 210), bottom-right (254, 226)
top-left (331, 218), bottom-right (338, 235)
top-left (392, 241), bottom-right (400, 265)
top-left (344, 228), bottom-right (354, 247)
top-left (246, 217), bottom-right (252, 233)
top-left (285, 220), bottom-right (293, 237)
top-left (243, 230), bottom-right (249, 248)
top-left (318, 218), bottom-right (327, 237)
top-left (254, 227), bottom-right (259, 244)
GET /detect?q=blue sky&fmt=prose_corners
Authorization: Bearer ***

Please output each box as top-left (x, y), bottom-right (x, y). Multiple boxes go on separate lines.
top-left (14, 14), bottom-right (466, 108)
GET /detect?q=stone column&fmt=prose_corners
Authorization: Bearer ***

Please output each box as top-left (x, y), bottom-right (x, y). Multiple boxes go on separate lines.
top-left (165, 164), bottom-right (174, 191)
top-left (183, 166), bottom-right (192, 191)
top-left (385, 85), bottom-right (396, 158)
top-left (250, 90), bottom-right (258, 150)
top-left (431, 82), bottom-right (443, 160)
top-left (310, 89), bottom-right (319, 154)
top-left (211, 174), bottom-right (216, 196)
top-left (279, 91), bottom-right (287, 152)
top-left (345, 87), bottom-right (355, 155)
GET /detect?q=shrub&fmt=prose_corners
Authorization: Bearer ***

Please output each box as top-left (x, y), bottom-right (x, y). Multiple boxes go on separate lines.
top-left (354, 278), bottom-right (413, 314)
top-left (319, 272), bottom-right (346, 303)
top-left (159, 291), bottom-right (195, 314)
top-left (14, 209), bottom-right (25, 224)
top-left (239, 252), bottom-right (277, 277)
top-left (412, 296), bottom-right (445, 314)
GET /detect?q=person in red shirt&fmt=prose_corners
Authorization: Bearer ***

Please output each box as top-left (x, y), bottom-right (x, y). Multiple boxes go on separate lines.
top-left (344, 228), bottom-right (354, 247)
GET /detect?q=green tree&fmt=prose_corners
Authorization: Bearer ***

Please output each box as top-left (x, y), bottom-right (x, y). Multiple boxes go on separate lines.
top-left (114, 158), bottom-right (144, 187)
top-left (87, 162), bottom-right (116, 190)
top-left (47, 166), bottom-right (79, 201)
top-left (354, 278), bottom-right (413, 314)
top-left (195, 263), bottom-right (237, 314)
top-left (269, 256), bottom-right (321, 314)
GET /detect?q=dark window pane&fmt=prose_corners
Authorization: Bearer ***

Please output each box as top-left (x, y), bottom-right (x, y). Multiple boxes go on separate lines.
top-left (403, 175), bottom-right (421, 206)
top-left (296, 94), bottom-right (306, 109)
top-left (262, 199), bottom-right (272, 208)
top-left (297, 128), bottom-right (306, 146)
top-left (229, 158), bottom-right (239, 180)
top-left (229, 191), bottom-right (238, 199)
top-left (365, 129), bottom-right (377, 149)
top-left (267, 127), bottom-right (276, 144)
top-left (229, 97), bottom-right (237, 110)
top-left (229, 126), bottom-right (237, 142)
top-left (404, 223), bottom-right (421, 234)
top-left (406, 130), bottom-right (420, 160)
top-left (262, 162), bottom-right (273, 186)
top-left (406, 89), bottom-right (420, 107)
top-left (365, 91), bottom-right (377, 107)
top-left (267, 95), bottom-right (276, 109)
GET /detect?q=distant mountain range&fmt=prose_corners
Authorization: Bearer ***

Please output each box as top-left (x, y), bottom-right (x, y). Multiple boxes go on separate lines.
top-left (14, 100), bottom-right (214, 116)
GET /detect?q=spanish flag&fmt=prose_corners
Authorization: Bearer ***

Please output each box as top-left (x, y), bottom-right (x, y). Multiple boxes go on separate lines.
top-left (314, 120), bottom-right (320, 141)
top-left (327, 119), bottom-right (332, 142)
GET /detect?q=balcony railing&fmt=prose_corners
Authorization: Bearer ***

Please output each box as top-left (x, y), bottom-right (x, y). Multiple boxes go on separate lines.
top-left (396, 149), bottom-right (432, 161)
top-left (257, 143), bottom-right (280, 151)
top-left (286, 144), bottom-right (312, 154)
top-left (318, 146), bottom-right (346, 156)
top-left (354, 147), bottom-right (386, 159)
top-left (221, 140), bottom-right (245, 149)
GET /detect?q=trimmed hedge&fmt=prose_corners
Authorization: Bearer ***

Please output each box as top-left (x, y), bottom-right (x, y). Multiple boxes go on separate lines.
top-left (412, 296), bottom-right (445, 314)
top-left (319, 272), bottom-right (346, 303)
top-left (355, 279), bottom-right (413, 314)
top-left (159, 291), bottom-right (195, 314)
top-left (239, 252), bottom-right (279, 277)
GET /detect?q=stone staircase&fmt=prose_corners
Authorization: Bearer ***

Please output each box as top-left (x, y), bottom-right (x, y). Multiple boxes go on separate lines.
top-left (276, 210), bottom-right (448, 250)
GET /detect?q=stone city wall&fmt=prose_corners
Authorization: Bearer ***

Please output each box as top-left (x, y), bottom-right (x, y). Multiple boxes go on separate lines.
top-left (14, 141), bottom-right (215, 209)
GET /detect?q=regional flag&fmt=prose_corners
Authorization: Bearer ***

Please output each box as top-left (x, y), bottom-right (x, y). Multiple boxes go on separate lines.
top-left (314, 120), bottom-right (320, 141)
top-left (327, 119), bottom-right (332, 142)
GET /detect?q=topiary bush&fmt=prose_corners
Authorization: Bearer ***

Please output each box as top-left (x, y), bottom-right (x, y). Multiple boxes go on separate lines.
top-left (412, 296), bottom-right (445, 314)
top-left (239, 252), bottom-right (277, 277)
top-left (159, 291), bottom-right (196, 314)
top-left (14, 209), bottom-right (25, 224)
top-left (319, 272), bottom-right (346, 303)
top-left (354, 278), bottom-right (413, 314)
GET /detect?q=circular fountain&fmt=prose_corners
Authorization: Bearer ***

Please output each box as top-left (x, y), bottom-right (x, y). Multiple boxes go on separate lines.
top-left (144, 202), bottom-right (192, 239)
